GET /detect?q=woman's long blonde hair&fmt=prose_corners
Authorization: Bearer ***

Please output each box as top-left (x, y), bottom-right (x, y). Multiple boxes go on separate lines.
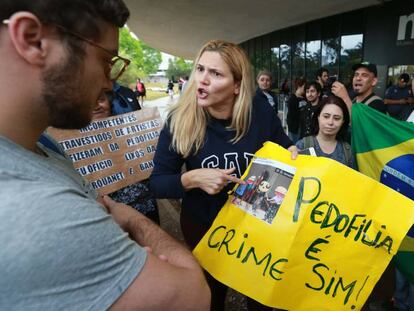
top-left (168, 40), bottom-right (254, 158)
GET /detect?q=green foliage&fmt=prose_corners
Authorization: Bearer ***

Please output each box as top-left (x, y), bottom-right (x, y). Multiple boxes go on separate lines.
top-left (117, 27), bottom-right (162, 86)
top-left (166, 57), bottom-right (193, 82)
top-left (141, 41), bottom-right (162, 74)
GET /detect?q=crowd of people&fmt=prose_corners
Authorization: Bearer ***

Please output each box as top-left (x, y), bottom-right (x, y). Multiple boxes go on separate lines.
top-left (0, 0), bottom-right (413, 311)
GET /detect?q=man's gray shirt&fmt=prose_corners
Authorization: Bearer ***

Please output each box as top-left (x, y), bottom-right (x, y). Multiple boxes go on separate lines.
top-left (0, 136), bottom-right (146, 310)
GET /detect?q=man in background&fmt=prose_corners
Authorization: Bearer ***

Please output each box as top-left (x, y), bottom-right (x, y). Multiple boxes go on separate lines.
top-left (316, 67), bottom-right (329, 98)
top-left (384, 73), bottom-right (414, 120)
top-left (332, 61), bottom-right (386, 114)
top-left (112, 81), bottom-right (141, 114)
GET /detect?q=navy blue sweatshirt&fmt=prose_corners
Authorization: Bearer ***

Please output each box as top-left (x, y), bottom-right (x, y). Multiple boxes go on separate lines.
top-left (150, 101), bottom-right (292, 225)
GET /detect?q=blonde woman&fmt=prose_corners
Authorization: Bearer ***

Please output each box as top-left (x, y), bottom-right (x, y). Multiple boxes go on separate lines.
top-left (150, 40), bottom-right (296, 311)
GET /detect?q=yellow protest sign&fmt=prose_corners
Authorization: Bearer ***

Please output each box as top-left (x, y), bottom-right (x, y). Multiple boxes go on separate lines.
top-left (193, 142), bottom-right (414, 310)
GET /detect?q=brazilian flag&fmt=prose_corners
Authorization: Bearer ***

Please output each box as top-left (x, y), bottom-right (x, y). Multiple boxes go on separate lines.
top-left (352, 103), bottom-right (414, 284)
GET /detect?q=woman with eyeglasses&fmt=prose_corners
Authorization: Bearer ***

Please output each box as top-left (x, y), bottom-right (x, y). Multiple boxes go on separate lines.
top-left (150, 40), bottom-right (297, 311)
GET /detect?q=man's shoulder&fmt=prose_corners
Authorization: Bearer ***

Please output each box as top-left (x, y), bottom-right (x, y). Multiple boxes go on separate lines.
top-left (360, 93), bottom-right (383, 104)
top-left (0, 137), bottom-right (44, 178)
top-left (253, 88), bottom-right (266, 101)
top-left (252, 97), bottom-right (276, 116)
top-left (364, 93), bottom-right (387, 113)
top-left (300, 102), bottom-right (312, 110)
top-left (386, 85), bottom-right (398, 93)
top-left (0, 171), bottom-right (95, 220)
top-left (368, 93), bottom-right (384, 103)
top-left (117, 85), bottom-right (138, 101)
top-left (0, 136), bottom-right (97, 199)
top-left (385, 85), bottom-right (404, 98)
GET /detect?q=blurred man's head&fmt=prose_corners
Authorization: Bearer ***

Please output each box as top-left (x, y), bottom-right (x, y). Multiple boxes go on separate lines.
top-left (256, 70), bottom-right (273, 91)
top-left (0, 1), bottom-right (129, 47)
top-left (305, 81), bottom-right (322, 105)
top-left (398, 73), bottom-right (410, 88)
top-left (352, 62), bottom-right (378, 98)
top-left (0, 0), bottom-right (129, 129)
top-left (316, 68), bottom-right (329, 86)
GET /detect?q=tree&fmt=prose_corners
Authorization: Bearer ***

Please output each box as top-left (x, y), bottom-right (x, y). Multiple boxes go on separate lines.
top-left (166, 57), bottom-right (193, 82)
top-left (141, 41), bottom-right (162, 74)
top-left (117, 27), bottom-right (162, 86)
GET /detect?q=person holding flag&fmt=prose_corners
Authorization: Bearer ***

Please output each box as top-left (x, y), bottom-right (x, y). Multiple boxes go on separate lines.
top-left (332, 62), bottom-right (387, 114)
top-left (352, 103), bottom-right (414, 310)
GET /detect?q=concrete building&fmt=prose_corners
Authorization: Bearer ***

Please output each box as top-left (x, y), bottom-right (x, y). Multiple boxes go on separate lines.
top-left (126, 0), bottom-right (413, 96)
top-left (148, 69), bottom-right (168, 84)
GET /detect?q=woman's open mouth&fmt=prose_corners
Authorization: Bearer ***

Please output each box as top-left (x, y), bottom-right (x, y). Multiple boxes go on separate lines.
top-left (197, 88), bottom-right (208, 99)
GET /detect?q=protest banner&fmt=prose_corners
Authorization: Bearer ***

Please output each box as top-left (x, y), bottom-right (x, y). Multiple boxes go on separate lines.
top-left (193, 141), bottom-right (414, 310)
top-left (47, 108), bottom-right (162, 195)
top-left (352, 103), bottom-right (414, 285)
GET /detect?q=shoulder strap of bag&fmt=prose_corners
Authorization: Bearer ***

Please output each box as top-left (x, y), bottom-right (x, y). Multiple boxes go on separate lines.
top-left (303, 135), bottom-right (315, 149)
top-left (341, 141), bottom-right (352, 166)
top-left (363, 95), bottom-right (382, 106)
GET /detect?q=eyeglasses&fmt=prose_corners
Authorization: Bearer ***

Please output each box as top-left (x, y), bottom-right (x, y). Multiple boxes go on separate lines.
top-left (2, 19), bottom-right (130, 81)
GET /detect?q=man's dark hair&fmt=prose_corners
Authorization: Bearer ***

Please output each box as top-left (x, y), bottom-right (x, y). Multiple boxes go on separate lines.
top-left (399, 73), bottom-right (410, 84)
top-left (305, 81), bottom-right (322, 94)
top-left (316, 67), bottom-right (328, 79)
top-left (311, 95), bottom-right (350, 141)
top-left (1, 0), bottom-right (129, 41)
top-left (294, 76), bottom-right (306, 89)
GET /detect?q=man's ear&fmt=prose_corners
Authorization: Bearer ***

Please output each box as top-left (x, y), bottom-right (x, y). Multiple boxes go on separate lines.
top-left (372, 77), bottom-right (378, 87)
top-left (7, 12), bottom-right (47, 66)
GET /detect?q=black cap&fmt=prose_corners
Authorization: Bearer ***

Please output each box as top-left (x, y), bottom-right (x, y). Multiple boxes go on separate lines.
top-left (352, 61), bottom-right (377, 77)
top-left (399, 73), bottom-right (410, 83)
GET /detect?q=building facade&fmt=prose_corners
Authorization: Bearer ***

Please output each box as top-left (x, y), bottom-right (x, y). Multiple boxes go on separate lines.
top-left (240, 0), bottom-right (414, 97)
